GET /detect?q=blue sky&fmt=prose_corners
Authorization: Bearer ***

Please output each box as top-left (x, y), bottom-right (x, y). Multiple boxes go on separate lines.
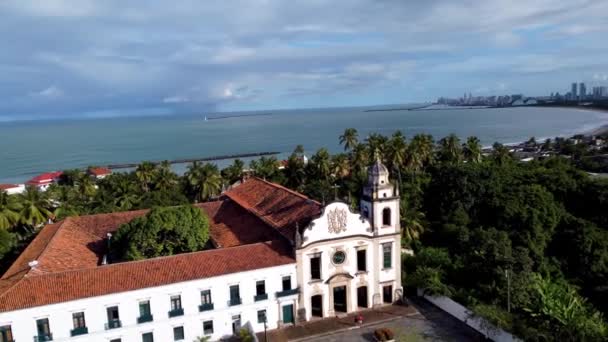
top-left (1, 0), bottom-right (608, 120)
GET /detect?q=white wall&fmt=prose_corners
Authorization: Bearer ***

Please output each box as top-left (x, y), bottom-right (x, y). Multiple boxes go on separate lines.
top-left (0, 263), bottom-right (297, 342)
top-left (297, 202), bottom-right (401, 321)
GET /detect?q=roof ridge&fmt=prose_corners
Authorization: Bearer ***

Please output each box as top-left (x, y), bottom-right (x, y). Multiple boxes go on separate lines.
top-left (22, 240), bottom-right (281, 277)
top-left (249, 177), bottom-right (322, 206)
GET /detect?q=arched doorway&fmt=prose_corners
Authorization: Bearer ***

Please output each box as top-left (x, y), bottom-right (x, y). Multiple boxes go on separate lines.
top-left (357, 286), bottom-right (368, 308)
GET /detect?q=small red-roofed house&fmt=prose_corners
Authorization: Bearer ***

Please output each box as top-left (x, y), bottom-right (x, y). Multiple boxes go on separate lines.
top-left (0, 183), bottom-right (25, 195)
top-left (87, 167), bottom-right (112, 179)
top-left (25, 171), bottom-right (63, 191)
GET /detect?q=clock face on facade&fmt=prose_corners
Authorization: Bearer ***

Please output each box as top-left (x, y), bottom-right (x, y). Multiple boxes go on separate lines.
top-left (332, 251), bottom-right (346, 264)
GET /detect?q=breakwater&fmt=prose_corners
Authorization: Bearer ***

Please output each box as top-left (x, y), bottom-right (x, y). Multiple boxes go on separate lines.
top-left (107, 151), bottom-right (280, 169)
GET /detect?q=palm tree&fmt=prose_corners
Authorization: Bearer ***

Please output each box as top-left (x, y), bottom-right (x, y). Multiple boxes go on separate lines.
top-left (284, 154), bottom-right (306, 190)
top-left (387, 131), bottom-right (408, 180)
top-left (250, 157), bottom-right (280, 181)
top-left (154, 167), bottom-right (178, 192)
top-left (47, 184), bottom-right (81, 219)
top-left (492, 142), bottom-right (512, 165)
top-left (331, 153), bottom-right (351, 180)
top-left (112, 178), bottom-right (140, 210)
top-left (17, 186), bottom-right (52, 229)
top-left (339, 128), bottom-right (358, 151)
top-left (438, 134), bottom-right (463, 164)
top-left (0, 190), bottom-right (21, 230)
top-left (365, 133), bottom-right (388, 160)
top-left (222, 159), bottom-right (245, 185)
top-left (76, 172), bottom-right (96, 200)
top-left (351, 143), bottom-right (370, 174)
top-left (135, 161), bottom-right (157, 192)
top-left (463, 136), bottom-right (483, 163)
top-left (186, 162), bottom-right (222, 202)
top-left (541, 138), bottom-right (553, 152)
top-left (408, 134), bottom-right (435, 171)
top-left (311, 148), bottom-right (332, 181)
top-left (293, 144), bottom-right (305, 156)
top-left (400, 198), bottom-right (425, 245)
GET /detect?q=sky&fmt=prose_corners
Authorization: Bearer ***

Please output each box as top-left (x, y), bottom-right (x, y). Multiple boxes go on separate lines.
top-left (1, 0), bottom-right (608, 120)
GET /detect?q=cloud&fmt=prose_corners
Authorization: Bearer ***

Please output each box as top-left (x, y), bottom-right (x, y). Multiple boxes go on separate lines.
top-left (31, 86), bottom-right (64, 99)
top-left (1, 0), bottom-right (608, 118)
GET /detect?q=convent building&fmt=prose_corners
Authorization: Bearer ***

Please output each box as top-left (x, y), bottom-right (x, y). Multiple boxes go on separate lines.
top-left (0, 160), bottom-right (402, 342)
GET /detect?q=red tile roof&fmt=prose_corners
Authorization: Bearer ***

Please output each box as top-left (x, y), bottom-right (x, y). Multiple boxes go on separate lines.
top-left (0, 184), bottom-right (19, 190)
top-left (196, 201), bottom-right (280, 248)
top-left (88, 167), bottom-right (111, 176)
top-left (26, 171), bottom-right (63, 185)
top-left (0, 178), bottom-right (320, 312)
top-left (224, 177), bottom-right (322, 242)
top-left (0, 241), bottom-right (293, 312)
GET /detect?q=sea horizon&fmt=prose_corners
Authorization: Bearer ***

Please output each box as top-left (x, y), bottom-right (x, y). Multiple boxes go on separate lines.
top-left (1, 104), bottom-right (608, 184)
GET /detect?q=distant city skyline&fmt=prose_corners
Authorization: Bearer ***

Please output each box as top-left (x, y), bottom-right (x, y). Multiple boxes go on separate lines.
top-left (1, 1), bottom-right (608, 120)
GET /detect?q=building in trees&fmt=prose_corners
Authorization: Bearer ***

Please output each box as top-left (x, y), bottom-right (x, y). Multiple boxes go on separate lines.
top-left (0, 161), bottom-right (402, 341)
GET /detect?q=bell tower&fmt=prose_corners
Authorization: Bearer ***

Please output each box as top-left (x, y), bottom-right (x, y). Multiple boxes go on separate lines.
top-left (360, 158), bottom-right (400, 233)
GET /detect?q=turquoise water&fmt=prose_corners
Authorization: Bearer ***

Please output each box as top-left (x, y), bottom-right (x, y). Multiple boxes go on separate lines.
top-left (1, 105), bottom-right (608, 184)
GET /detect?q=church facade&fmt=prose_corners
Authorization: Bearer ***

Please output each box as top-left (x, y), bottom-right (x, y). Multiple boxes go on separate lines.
top-left (0, 161), bottom-right (401, 342)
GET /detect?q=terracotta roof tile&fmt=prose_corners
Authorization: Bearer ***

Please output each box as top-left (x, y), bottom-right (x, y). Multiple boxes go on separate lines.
top-left (88, 167), bottom-right (111, 176)
top-left (195, 200), bottom-right (280, 247)
top-left (224, 177), bottom-right (322, 242)
top-left (0, 241), bottom-right (294, 312)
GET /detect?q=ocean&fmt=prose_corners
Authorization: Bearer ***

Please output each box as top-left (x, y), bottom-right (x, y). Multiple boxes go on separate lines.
top-left (1, 105), bottom-right (608, 184)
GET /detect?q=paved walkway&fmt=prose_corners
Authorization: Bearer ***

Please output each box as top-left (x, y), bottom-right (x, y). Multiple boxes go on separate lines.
top-left (257, 298), bottom-right (485, 342)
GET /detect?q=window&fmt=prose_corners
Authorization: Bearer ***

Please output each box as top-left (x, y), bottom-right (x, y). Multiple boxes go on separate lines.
top-left (173, 326), bottom-right (184, 341)
top-left (109, 339), bottom-right (121, 342)
top-left (171, 295), bottom-right (182, 310)
top-left (256, 280), bottom-right (266, 295)
top-left (203, 320), bottom-right (214, 335)
top-left (142, 332), bottom-right (154, 342)
top-left (106, 306), bottom-right (121, 329)
top-left (282, 276), bottom-right (291, 291)
top-left (73, 312), bottom-right (86, 328)
top-left (139, 300), bottom-right (151, 316)
top-left (383, 285), bottom-right (393, 303)
top-left (200, 290), bottom-right (212, 305)
top-left (0, 325), bottom-right (13, 342)
top-left (382, 208), bottom-right (391, 226)
top-left (229, 285), bottom-right (241, 305)
top-left (310, 255), bottom-right (321, 279)
top-left (332, 251), bottom-right (346, 264)
top-left (357, 249), bottom-right (367, 272)
top-left (257, 309), bottom-right (267, 324)
top-left (383, 243), bottom-right (392, 269)
top-left (36, 318), bottom-right (51, 339)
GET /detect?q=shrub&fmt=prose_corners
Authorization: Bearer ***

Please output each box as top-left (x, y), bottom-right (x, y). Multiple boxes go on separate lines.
top-left (374, 328), bottom-right (394, 341)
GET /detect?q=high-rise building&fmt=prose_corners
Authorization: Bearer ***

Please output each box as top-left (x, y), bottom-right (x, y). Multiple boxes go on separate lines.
top-left (579, 83), bottom-right (586, 99)
top-left (571, 83), bottom-right (578, 99)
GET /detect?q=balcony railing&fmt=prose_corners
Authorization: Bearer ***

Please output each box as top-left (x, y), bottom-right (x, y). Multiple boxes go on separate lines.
top-left (33, 333), bottom-right (53, 342)
top-left (254, 293), bottom-right (268, 301)
top-left (137, 313), bottom-right (154, 324)
top-left (104, 319), bottom-right (122, 330)
top-left (199, 303), bottom-right (214, 312)
top-left (70, 326), bottom-right (88, 336)
top-left (168, 308), bottom-right (184, 318)
top-left (276, 288), bottom-right (299, 297)
top-left (228, 297), bottom-right (242, 306)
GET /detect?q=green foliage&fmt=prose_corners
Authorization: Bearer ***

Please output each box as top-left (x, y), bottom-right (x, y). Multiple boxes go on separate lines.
top-left (112, 205), bottom-right (210, 261)
top-left (237, 328), bottom-right (253, 342)
top-left (0, 229), bottom-right (17, 260)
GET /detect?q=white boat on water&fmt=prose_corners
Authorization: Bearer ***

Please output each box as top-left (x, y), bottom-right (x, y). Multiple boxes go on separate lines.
top-left (204, 116), bottom-right (208, 121)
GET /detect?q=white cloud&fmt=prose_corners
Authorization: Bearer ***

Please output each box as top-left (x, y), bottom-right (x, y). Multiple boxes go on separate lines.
top-left (31, 86), bottom-right (64, 99)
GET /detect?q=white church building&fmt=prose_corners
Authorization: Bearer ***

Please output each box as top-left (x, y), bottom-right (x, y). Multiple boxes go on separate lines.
top-left (0, 160), bottom-right (402, 342)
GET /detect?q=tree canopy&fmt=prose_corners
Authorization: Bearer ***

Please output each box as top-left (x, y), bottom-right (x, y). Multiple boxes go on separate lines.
top-left (112, 205), bottom-right (210, 261)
